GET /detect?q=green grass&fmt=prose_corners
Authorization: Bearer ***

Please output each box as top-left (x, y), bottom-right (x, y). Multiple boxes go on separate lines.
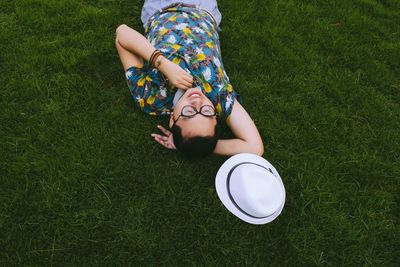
top-left (1, 0), bottom-right (399, 265)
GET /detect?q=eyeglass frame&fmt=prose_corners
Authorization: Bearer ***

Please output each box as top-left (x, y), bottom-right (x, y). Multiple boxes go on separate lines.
top-left (173, 104), bottom-right (218, 124)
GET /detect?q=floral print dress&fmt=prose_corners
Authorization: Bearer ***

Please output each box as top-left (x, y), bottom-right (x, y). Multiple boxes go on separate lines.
top-left (125, 6), bottom-right (239, 122)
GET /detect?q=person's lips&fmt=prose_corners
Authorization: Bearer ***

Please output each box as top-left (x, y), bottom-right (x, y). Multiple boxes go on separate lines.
top-left (188, 91), bottom-right (202, 98)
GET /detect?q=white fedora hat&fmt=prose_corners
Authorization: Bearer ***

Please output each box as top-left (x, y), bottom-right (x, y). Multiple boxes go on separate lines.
top-left (215, 153), bottom-right (286, 224)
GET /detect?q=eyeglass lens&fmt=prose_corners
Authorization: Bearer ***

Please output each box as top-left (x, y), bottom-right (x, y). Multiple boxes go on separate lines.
top-left (182, 105), bottom-right (215, 117)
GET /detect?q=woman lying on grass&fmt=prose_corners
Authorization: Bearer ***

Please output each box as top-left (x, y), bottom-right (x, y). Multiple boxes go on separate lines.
top-left (116, 0), bottom-right (263, 158)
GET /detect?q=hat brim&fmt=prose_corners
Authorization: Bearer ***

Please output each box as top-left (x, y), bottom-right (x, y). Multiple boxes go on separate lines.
top-left (215, 153), bottom-right (286, 225)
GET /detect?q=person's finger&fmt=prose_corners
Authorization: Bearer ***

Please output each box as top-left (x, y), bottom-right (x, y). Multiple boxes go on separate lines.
top-left (179, 79), bottom-right (192, 89)
top-left (183, 71), bottom-right (193, 79)
top-left (153, 133), bottom-right (168, 142)
top-left (151, 133), bottom-right (164, 139)
top-left (161, 140), bottom-right (173, 149)
top-left (153, 135), bottom-right (169, 148)
top-left (152, 134), bottom-right (169, 145)
top-left (165, 142), bottom-right (172, 149)
top-left (151, 134), bottom-right (163, 142)
top-left (182, 75), bottom-right (193, 84)
top-left (152, 135), bottom-right (162, 144)
top-left (167, 143), bottom-right (175, 149)
top-left (180, 72), bottom-right (193, 83)
top-left (177, 83), bottom-right (190, 90)
top-left (168, 139), bottom-right (176, 149)
top-left (157, 125), bottom-right (171, 136)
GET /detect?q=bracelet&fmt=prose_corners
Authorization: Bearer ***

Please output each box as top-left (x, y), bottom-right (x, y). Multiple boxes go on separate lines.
top-left (149, 50), bottom-right (156, 65)
top-left (150, 51), bottom-right (164, 68)
top-left (149, 49), bottom-right (158, 64)
top-left (149, 49), bottom-right (161, 66)
top-left (151, 53), bottom-right (162, 67)
top-left (150, 51), bottom-right (161, 66)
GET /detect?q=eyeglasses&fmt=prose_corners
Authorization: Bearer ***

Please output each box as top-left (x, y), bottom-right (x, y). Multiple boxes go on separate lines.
top-left (174, 105), bottom-right (217, 123)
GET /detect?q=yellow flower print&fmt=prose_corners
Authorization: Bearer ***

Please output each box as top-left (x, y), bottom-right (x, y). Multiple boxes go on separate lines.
top-left (172, 57), bottom-right (181, 64)
top-left (182, 28), bottom-right (192, 34)
top-left (206, 30), bottom-right (212, 37)
top-left (149, 112), bottom-right (157, 116)
top-left (159, 28), bottom-right (168, 35)
top-left (216, 103), bottom-right (222, 114)
top-left (203, 82), bottom-right (212, 93)
top-left (138, 98), bottom-right (144, 108)
top-left (196, 53), bottom-right (206, 61)
top-left (147, 95), bottom-right (156, 105)
top-left (145, 76), bottom-right (152, 82)
top-left (152, 20), bottom-right (160, 28)
top-left (171, 44), bottom-right (181, 50)
top-left (206, 41), bottom-right (214, 48)
top-left (169, 15), bottom-right (177, 21)
top-left (137, 76), bottom-right (146, 86)
top-left (218, 67), bottom-right (223, 76)
top-left (227, 84), bottom-right (233, 93)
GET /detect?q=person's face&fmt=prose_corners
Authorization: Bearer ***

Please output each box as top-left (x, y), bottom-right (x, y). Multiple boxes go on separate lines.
top-left (169, 87), bottom-right (218, 137)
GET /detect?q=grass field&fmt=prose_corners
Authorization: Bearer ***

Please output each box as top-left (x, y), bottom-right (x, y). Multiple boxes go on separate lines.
top-left (1, 0), bottom-right (399, 265)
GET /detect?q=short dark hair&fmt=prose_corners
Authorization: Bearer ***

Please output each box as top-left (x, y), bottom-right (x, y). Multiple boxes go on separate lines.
top-left (171, 123), bottom-right (219, 158)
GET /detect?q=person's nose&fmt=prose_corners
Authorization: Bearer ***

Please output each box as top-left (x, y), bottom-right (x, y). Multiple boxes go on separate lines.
top-left (189, 97), bottom-right (203, 108)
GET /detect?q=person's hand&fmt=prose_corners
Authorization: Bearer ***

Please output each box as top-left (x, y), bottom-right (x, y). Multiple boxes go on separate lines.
top-left (158, 57), bottom-right (193, 89)
top-left (151, 125), bottom-right (176, 150)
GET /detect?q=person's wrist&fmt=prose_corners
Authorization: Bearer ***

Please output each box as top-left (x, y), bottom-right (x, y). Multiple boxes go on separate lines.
top-left (157, 56), bottom-right (169, 73)
top-left (155, 55), bottom-right (164, 70)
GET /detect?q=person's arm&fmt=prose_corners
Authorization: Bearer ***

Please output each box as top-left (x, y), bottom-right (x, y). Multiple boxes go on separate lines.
top-left (214, 100), bottom-right (264, 156)
top-left (151, 100), bottom-right (264, 155)
top-left (115, 24), bottom-right (193, 89)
